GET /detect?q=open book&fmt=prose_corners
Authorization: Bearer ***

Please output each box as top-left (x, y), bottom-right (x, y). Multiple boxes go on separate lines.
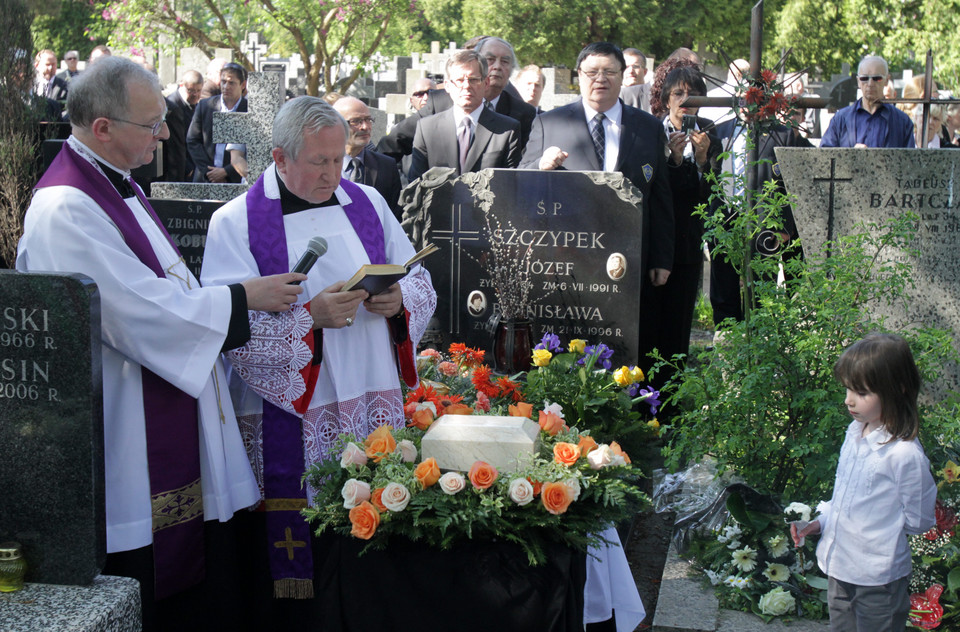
top-left (341, 243), bottom-right (439, 295)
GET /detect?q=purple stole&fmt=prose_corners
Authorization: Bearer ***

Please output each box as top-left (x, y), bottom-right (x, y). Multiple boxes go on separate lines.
top-left (245, 171), bottom-right (383, 598)
top-left (35, 142), bottom-right (205, 600)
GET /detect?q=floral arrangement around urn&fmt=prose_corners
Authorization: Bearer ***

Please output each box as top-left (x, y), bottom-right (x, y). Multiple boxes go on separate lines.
top-left (302, 339), bottom-right (655, 564)
top-left (688, 497), bottom-right (828, 622)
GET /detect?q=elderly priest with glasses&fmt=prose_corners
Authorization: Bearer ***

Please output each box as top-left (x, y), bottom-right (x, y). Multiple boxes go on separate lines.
top-left (16, 56), bottom-right (304, 631)
top-left (820, 55), bottom-right (916, 148)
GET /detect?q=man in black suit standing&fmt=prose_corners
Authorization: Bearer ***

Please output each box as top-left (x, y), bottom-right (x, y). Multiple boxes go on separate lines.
top-left (521, 42), bottom-right (674, 292)
top-left (56, 50), bottom-right (81, 85)
top-left (333, 96), bottom-right (403, 220)
top-left (161, 70), bottom-right (202, 182)
top-left (187, 62), bottom-right (247, 183)
top-left (34, 50), bottom-right (69, 102)
top-left (409, 49), bottom-right (520, 182)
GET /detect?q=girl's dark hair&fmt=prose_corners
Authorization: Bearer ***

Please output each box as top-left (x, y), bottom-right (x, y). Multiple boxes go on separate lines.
top-left (833, 333), bottom-right (921, 441)
top-left (658, 66), bottom-right (707, 117)
top-left (650, 57), bottom-right (700, 118)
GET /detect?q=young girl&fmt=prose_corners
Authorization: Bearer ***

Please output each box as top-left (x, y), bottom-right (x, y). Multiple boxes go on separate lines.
top-left (792, 333), bottom-right (936, 631)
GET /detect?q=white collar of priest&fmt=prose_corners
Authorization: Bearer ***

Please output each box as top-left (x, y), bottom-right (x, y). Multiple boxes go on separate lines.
top-left (274, 164), bottom-right (341, 214)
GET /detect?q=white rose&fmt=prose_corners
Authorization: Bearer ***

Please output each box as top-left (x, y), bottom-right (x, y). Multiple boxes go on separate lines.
top-left (758, 587), bottom-right (796, 617)
top-left (340, 478), bottom-right (371, 509)
top-left (439, 472), bottom-right (466, 495)
top-left (381, 482), bottom-right (411, 512)
top-left (587, 444), bottom-right (626, 470)
top-left (543, 400), bottom-right (565, 418)
top-left (396, 440), bottom-right (418, 463)
top-left (784, 502), bottom-right (812, 522)
top-left (563, 477), bottom-right (581, 502)
top-left (340, 443), bottom-right (368, 468)
top-left (508, 478), bottom-right (535, 505)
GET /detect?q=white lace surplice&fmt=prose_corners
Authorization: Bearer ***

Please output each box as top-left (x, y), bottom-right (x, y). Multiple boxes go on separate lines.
top-left (201, 169), bottom-right (436, 493)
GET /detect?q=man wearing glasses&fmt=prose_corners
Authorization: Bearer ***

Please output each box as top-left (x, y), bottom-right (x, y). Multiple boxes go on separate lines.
top-left (820, 56), bottom-right (915, 147)
top-left (56, 50), bottom-right (81, 84)
top-left (17, 56), bottom-right (302, 631)
top-left (408, 49), bottom-right (520, 182)
top-left (333, 95), bottom-right (403, 219)
top-left (187, 61), bottom-right (249, 182)
top-left (521, 42), bottom-right (674, 291)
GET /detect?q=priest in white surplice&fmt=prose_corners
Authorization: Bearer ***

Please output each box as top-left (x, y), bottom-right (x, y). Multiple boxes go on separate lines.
top-left (16, 57), bottom-right (304, 631)
top-left (200, 97), bottom-right (435, 618)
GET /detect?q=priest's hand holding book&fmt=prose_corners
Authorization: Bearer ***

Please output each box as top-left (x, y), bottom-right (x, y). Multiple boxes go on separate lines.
top-left (309, 282), bottom-right (368, 329)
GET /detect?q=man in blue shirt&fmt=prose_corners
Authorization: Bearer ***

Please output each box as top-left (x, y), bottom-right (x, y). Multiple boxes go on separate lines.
top-left (821, 56), bottom-right (915, 148)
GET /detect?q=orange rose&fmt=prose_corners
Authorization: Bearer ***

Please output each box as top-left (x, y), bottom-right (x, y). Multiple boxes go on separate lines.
top-left (610, 441), bottom-right (631, 465)
top-left (364, 425), bottom-right (397, 462)
top-left (414, 457), bottom-right (441, 489)
top-left (444, 403), bottom-right (474, 416)
top-left (409, 408), bottom-right (435, 430)
top-left (349, 501), bottom-right (380, 540)
top-left (508, 401), bottom-right (533, 418)
top-left (527, 478), bottom-right (543, 496)
top-left (553, 442), bottom-right (580, 466)
top-left (577, 435), bottom-right (599, 457)
top-left (371, 487), bottom-right (387, 513)
top-left (538, 410), bottom-right (564, 436)
top-left (468, 461), bottom-right (499, 490)
top-left (541, 481), bottom-right (573, 515)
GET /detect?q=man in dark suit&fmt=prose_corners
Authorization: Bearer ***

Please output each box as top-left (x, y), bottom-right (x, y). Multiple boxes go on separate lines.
top-left (34, 50), bottom-right (69, 102)
top-left (160, 70), bottom-right (202, 182)
top-left (56, 50), bottom-right (81, 85)
top-left (187, 62), bottom-right (247, 183)
top-left (409, 49), bottom-right (520, 182)
top-left (521, 42), bottom-right (674, 291)
top-left (709, 118), bottom-right (812, 325)
top-left (333, 96), bottom-right (403, 220)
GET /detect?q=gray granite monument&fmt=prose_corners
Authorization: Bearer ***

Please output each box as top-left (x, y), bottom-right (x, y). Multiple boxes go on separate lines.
top-left (776, 147), bottom-right (960, 397)
top-left (0, 271), bottom-right (104, 586)
top-left (402, 168), bottom-right (646, 366)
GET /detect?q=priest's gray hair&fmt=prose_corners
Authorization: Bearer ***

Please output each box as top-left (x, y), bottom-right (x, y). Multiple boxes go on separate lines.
top-left (67, 56), bottom-right (159, 129)
top-left (273, 96), bottom-right (350, 160)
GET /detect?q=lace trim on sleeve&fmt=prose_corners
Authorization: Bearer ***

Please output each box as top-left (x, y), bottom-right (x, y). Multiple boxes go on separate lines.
top-left (398, 266), bottom-right (436, 349)
top-left (227, 305), bottom-right (315, 413)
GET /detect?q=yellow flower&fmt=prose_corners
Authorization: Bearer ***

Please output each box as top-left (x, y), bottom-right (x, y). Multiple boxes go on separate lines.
top-left (532, 349), bottom-right (553, 367)
top-left (568, 339), bottom-right (586, 354)
top-left (647, 418), bottom-right (660, 434)
top-left (630, 366), bottom-right (644, 383)
top-left (943, 460), bottom-right (960, 483)
top-left (613, 366), bottom-right (632, 387)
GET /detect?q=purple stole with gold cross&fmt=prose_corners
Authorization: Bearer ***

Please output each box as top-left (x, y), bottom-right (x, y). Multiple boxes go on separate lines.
top-left (245, 172), bottom-right (384, 598)
top-left (35, 142), bottom-right (205, 600)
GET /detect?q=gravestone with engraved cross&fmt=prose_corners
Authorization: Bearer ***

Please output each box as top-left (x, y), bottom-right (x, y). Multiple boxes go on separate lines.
top-left (242, 32), bottom-right (269, 71)
top-left (401, 168), bottom-right (646, 367)
top-left (777, 147), bottom-right (960, 399)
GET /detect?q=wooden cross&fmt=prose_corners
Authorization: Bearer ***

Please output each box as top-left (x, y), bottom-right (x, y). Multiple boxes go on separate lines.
top-left (242, 32), bottom-right (269, 72)
top-left (273, 527), bottom-right (306, 560)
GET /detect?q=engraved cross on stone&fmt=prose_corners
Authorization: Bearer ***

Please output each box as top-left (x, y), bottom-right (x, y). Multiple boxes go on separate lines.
top-left (241, 32), bottom-right (269, 72)
top-left (273, 527), bottom-right (306, 560)
top-left (212, 71), bottom-right (284, 184)
top-left (432, 203), bottom-right (481, 334)
top-left (812, 157), bottom-right (853, 245)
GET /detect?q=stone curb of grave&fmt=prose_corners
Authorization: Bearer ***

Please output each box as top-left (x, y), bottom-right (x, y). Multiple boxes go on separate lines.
top-left (652, 544), bottom-right (830, 632)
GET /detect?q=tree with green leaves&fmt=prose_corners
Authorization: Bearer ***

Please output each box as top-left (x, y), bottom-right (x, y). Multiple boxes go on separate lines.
top-left (91, 0), bottom-right (417, 95)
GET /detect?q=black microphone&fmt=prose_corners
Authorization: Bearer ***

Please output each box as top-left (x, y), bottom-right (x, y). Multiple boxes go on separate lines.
top-left (290, 236), bottom-right (328, 284)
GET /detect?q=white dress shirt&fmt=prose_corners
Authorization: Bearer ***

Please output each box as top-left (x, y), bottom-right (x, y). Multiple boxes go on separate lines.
top-left (582, 100), bottom-right (622, 171)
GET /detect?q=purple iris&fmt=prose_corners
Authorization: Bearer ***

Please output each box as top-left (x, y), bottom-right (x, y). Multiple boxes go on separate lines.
top-left (535, 332), bottom-right (563, 353)
top-left (633, 386), bottom-right (661, 415)
top-left (578, 343), bottom-right (614, 370)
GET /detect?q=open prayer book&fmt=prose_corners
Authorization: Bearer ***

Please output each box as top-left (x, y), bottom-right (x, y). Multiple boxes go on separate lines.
top-left (341, 243), bottom-right (439, 295)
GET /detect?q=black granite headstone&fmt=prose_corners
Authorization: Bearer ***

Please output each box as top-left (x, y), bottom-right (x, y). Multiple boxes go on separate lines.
top-left (151, 198), bottom-right (222, 279)
top-left (0, 271), bottom-right (103, 585)
top-left (402, 168), bottom-right (645, 366)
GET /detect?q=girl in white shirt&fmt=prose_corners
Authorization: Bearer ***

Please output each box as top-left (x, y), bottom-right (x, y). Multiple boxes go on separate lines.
top-left (792, 333), bottom-right (936, 632)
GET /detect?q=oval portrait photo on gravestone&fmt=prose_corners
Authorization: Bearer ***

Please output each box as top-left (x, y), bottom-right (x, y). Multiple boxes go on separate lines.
top-left (467, 290), bottom-right (487, 316)
top-left (606, 252), bottom-right (627, 281)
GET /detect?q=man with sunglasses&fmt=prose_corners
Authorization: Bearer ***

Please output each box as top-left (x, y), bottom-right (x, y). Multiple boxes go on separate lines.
top-left (187, 61), bottom-right (249, 182)
top-left (17, 56), bottom-right (302, 631)
top-left (821, 56), bottom-right (915, 147)
top-left (56, 50), bottom-right (81, 85)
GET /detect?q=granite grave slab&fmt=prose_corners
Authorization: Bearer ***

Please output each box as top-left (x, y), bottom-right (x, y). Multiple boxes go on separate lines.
top-left (0, 271), bottom-right (104, 586)
top-left (402, 168), bottom-right (646, 366)
top-left (150, 199), bottom-right (222, 279)
top-left (420, 414), bottom-right (540, 474)
top-left (776, 147), bottom-right (960, 398)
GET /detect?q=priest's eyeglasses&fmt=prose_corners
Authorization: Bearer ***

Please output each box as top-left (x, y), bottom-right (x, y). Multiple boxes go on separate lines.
top-left (112, 114), bottom-right (168, 136)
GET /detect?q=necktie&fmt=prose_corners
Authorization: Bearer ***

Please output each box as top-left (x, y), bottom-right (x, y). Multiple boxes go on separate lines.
top-left (349, 157), bottom-right (363, 183)
top-left (591, 112), bottom-right (606, 169)
top-left (458, 117), bottom-right (473, 173)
